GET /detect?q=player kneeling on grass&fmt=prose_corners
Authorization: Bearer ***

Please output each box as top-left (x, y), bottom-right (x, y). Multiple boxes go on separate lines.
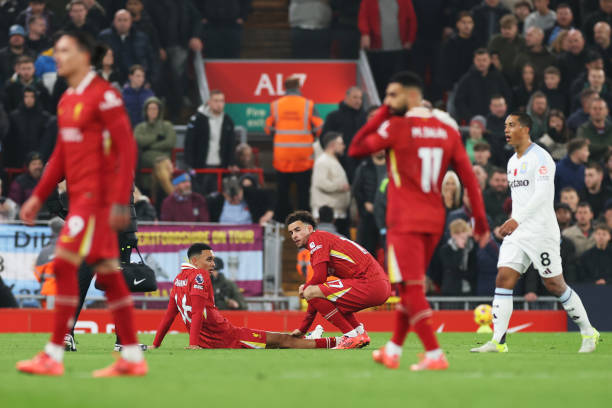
top-left (151, 243), bottom-right (338, 350)
top-left (286, 211), bottom-right (391, 349)
top-left (471, 112), bottom-right (599, 354)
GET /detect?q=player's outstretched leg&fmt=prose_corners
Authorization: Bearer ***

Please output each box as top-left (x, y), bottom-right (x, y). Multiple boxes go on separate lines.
top-left (92, 263), bottom-right (147, 377)
top-left (542, 277), bottom-right (599, 353)
top-left (16, 256), bottom-right (80, 376)
top-left (267, 333), bottom-right (337, 349)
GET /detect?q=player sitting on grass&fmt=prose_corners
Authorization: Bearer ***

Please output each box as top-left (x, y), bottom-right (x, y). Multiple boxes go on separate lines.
top-left (151, 243), bottom-right (338, 350)
top-left (286, 211), bottom-right (391, 349)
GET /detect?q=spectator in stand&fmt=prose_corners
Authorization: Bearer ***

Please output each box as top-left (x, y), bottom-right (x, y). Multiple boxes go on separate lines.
top-left (538, 109), bottom-right (570, 160)
top-left (133, 186), bottom-right (156, 222)
top-left (513, 26), bottom-right (556, 83)
top-left (25, 15), bottom-right (51, 56)
top-left (604, 198), bottom-right (612, 229)
top-left (574, 67), bottom-right (612, 112)
top-left (199, 0), bottom-right (251, 58)
top-left (8, 151), bottom-right (42, 206)
top-left (473, 164), bottom-right (488, 191)
top-left (441, 170), bottom-right (462, 212)
top-left (121, 64), bottom-right (154, 127)
top-left (145, 0), bottom-right (203, 121)
top-left (4, 87), bottom-right (50, 168)
top-left (593, 22), bottom-right (612, 76)
top-left (557, 29), bottom-right (588, 87)
top-left (577, 97), bottom-right (612, 162)
top-left (207, 176), bottom-right (275, 225)
top-left (264, 76), bottom-right (323, 221)
top-left (604, 151), bottom-right (612, 188)
top-left (210, 257), bottom-right (247, 310)
top-left (546, 3), bottom-right (574, 45)
top-left (329, 0), bottom-right (361, 59)
top-left (320, 86), bottom-right (366, 181)
top-left (438, 11), bottom-right (479, 99)
top-left (96, 45), bottom-right (121, 89)
top-left (513, 1), bottom-right (531, 33)
top-left (81, 0), bottom-right (108, 32)
top-left (0, 179), bottom-right (18, 222)
top-left (352, 149), bottom-right (386, 256)
top-left (512, 62), bottom-right (536, 112)
top-left (0, 25), bottom-right (35, 86)
top-left (563, 201), bottom-right (596, 257)
top-left (540, 66), bottom-right (568, 115)
top-left (488, 14), bottom-right (525, 83)
top-left (471, 0), bottom-right (510, 46)
top-left (579, 223), bottom-right (612, 284)
top-left (310, 132), bottom-right (351, 236)
top-left (560, 186), bottom-right (580, 214)
top-left (435, 219), bottom-right (478, 296)
top-left (524, 0), bottom-right (556, 34)
top-left (567, 89), bottom-right (598, 133)
top-left (160, 170), bottom-right (209, 222)
top-left (582, 0), bottom-right (612, 45)
top-left (234, 143), bottom-right (255, 171)
top-left (62, 0), bottom-right (99, 37)
top-left (454, 48), bottom-right (512, 123)
top-left (483, 167), bottom-right (509, 229)
top-left (464, 115), bottom-right (487, 163)
top-left (98, 9), bottom-right (157, 86)
top-left (550, 28), bottom-right (569, 55)
top-left (527, 91), bottom-right (549, 139)
top-left (358, 0), bottom-right (417, 97)
top-left (0, 1), bottom-right (23, 48)
top-left (444, 190), bottom-right (493, 242)
top-left (134, 96), bottom-right (176, 195)
top-left (473, 142), bottom-right (494, 175)
top-left (185, 90), bottom-right (236, 194)
top-left (288, 0), bottom-right (332, 59)
top-left (3, 55), bottom-right (51, 113)
top-left (125, 0), bottom-right (162, 63)
top-left (315, 205), bottom-right (339, 235)
top-left (555, 202), bottom-right (573, 232)
top-left (583, 162), bottom-right (612, 218)
top-left (16, 1), bottom-right (55, 35)
top-left (568, 51), bottom-right (607, 100)
top-left (485, 94), bottom-right (512, 166)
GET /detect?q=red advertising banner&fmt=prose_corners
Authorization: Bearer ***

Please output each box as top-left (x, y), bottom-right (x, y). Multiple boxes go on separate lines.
top-left (0, 309), bottom-right (567, 334)
top-left (205, 61), bottom-right (357, 103)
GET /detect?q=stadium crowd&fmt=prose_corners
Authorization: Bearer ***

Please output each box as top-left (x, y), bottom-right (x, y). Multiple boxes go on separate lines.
top-left (0, 0), bottom-right (611, 302)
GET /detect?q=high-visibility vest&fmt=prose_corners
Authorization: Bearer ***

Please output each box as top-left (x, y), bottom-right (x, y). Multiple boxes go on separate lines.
top-left (34, 262), bottom-right (57, 296)
top-left (296, 249), bottom-right (337, 283)
top-left (265, 95), bottom-right (323, 173)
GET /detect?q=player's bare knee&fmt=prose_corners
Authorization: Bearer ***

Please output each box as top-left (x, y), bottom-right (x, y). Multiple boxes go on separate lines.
top-left (303, 285), bottom-right (323, 300)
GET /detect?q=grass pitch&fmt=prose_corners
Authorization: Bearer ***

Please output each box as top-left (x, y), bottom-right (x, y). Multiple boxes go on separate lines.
top-left (1, 332), bottom-right (610, 408)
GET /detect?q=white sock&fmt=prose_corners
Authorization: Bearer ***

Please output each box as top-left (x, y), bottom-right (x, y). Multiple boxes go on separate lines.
top-left (385, 341), bottom-right (402, 357)
top-left (425, 348), bottom-right (443, 359)
top-left (121, 345), bottom-right (144, 362)
top-left (492, 288), bottom-right (513, 344)
top-left (356, 324), bottom-right (365, 335)
top-left (558, 287), bottom-right (593, 336)
top-left (45, 342), bottom-right (64, 363)
top-left (343, 329), bottom-right (358, 338)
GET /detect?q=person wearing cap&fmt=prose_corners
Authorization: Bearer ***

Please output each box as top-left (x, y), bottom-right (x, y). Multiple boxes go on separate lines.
top-left (210, 257), bottom-right (246, 310)
top-left (160, 170), bottom-right (209, 222)
top-left (206, 176), bottom-right (275, 225)
top-left (8, 151), bottom-right (43, 206)
top-left (0, 24), bottom-right (35, 85)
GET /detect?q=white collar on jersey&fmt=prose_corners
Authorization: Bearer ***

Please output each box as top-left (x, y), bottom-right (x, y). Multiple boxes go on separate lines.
top-left (66, 70), bottom-right (96, 95)
top-left (405, 106), bottom-right (432, 118)
top-left (181, 262), bottom-right (197, 270)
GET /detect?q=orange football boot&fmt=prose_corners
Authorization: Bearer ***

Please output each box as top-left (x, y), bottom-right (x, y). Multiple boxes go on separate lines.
top-left (93, 358), bottom-right (148, 378)
top-left (333, 334), bottom-right (366, 349)
top-left (372, 347), bottom-right (400, 369)
top-left (409, 353), bottom-right (449, 371)
top-left (16, 352), bottom-right (64, 376)
top-left (359, 331), bottom-right (371, 348)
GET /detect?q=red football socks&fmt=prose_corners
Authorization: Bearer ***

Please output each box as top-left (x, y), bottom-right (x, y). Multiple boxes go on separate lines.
top-left (50, 258), bottom-right (79, 345)
top-left (308, 297), bottom-right (354, 334)
top-left (315, 337), bottom-right (337, 349)
top-left (390, 309), bottom-right (410, 346)
top-left (96, 270), bottom-right (138, 345)
top-left (403, 284), bottom-right (439, 352)
top-left (342, 311), bottom-right (360, 330)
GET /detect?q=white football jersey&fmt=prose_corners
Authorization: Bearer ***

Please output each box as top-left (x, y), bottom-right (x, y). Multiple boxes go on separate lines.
top-left (505, 143), bottom-right (560, 244)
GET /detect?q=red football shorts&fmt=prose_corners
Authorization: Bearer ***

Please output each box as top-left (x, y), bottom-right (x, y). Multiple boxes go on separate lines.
top-left (57, 205), bottom-right (118, 264)
top-left (387, 231), bottom-right (441, 285)
top-left (231, 327), bottom-right (268, 349)
top-left (317, 267), bottom-right (391, 313)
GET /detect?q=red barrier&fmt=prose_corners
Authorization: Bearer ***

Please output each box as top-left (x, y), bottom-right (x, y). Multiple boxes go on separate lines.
top-left (0, 309), bottom-right (567, 334)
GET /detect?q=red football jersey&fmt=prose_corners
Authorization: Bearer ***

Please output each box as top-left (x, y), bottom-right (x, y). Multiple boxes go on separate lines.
top-left (165, 263), bottom-right (236, 348)
top-left (307, 231), bottom-right (387, 281)
top-left (32, 72), bottom-right (136, 207)
top-left (348, 106), bottom-right (488, 235)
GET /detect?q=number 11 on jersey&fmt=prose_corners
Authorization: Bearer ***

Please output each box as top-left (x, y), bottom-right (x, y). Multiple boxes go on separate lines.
top-left (418, 147), bottom-right (443, 193)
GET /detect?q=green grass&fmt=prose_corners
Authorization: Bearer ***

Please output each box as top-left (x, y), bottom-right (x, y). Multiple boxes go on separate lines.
top-left (1, 332), bottom-right (610, 408)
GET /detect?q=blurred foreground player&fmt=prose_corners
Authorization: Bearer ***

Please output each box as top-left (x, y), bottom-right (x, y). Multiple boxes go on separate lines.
top-left (17, 31), bottom-right (146, 377)
top-left (152, 243), bottom-right (338, 350)
top-left (286, 211), bottom-right (391, 349)
top-left (348, 72), bottom-right (490, 370)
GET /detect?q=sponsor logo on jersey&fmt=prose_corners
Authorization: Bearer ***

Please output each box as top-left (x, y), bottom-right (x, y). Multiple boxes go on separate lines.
top-left (193, 284), bottom-right (204, 289)
top-left (538, 165), bottom-right (548, 175)
top-left (309, 242), bottom-right (315, 249)
top-left (99, 90), bottom-right (123, 111)
top-left (509, 179), bottom-right (530, 188)
top-left (175, 279), bottom-right (188, 287)
top-left (73, 102), bottom-right (84, 120)
top-left (520, 162), bottom-right (528, 174)
top-left (411, 126), bottom-right (448, 139)
top-left (195, 274), bottom-right (204, 284)
top-left (60, 127), bottom-right (84, 142)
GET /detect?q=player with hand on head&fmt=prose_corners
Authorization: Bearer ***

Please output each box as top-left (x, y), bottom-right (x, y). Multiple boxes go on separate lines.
top-left (16, 31), bottom-right (144, 377)
top-left (348, 71), bottom-right (490, 370)
top-left (286, 211), bottom-right (391, 349)
top-left (471, 112), bottom-right (599, 354)
top-left (152, 243), bottom-right (339, 350)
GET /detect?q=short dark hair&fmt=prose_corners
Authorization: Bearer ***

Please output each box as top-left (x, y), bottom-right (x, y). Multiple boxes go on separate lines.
top-left (187, 243), bottom-right (212, 259)
top-left (15, 55), bottom-right (34, 65)
top-left (577, 201), bottom-right (592, 211)
top-left (560, 186), bottom-right (578, 195)
top-left (586, 162), bottom-right (604, 173)
top-left (474, 48), bottom-right (489, 57)
top-left (318, 206), bottom-right (334, 223)
top-left (284, 76), bottom-right (300, 91)
top-left (515, 1), bottom-right (531, 10)
top-left (388, 71), bottom-right (423, 91)
top-left (556, 3), bottom-right (571, 11)
top-left (491, 166), bottom-right (506, 175)
top-left (580, 88), bottom-right (598, 101)
top-left (500, 14), bottom-right (517, 28)
top-left (473, 141), bottom-right (491, 152)
top-left (68, 0), bottom-right (86, 11)
top-left (209, 89), bottom-right (224, 98)
top-left (129, 64), bottom-right (145, 75)
top-left (508, 111), bottom-right (533, 129)
top-left (490, 93), bottom-right (505, 102)
top-left (285, 210), bottom-right (316, 228)
top-left (54, 30), bottom-right (106, 67)
top-left (544, 66), bottom-right (561, 77)
top-left (457, 11), bottom-right (473, 22)
top-left (593, 222), bottom-right (610, 234)
top-left (567, 138), bottom-right (588, 155)
top-left (321, 131), bottom-right (343, 149)
top-left (27, 14), bottom-right (45, 26)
